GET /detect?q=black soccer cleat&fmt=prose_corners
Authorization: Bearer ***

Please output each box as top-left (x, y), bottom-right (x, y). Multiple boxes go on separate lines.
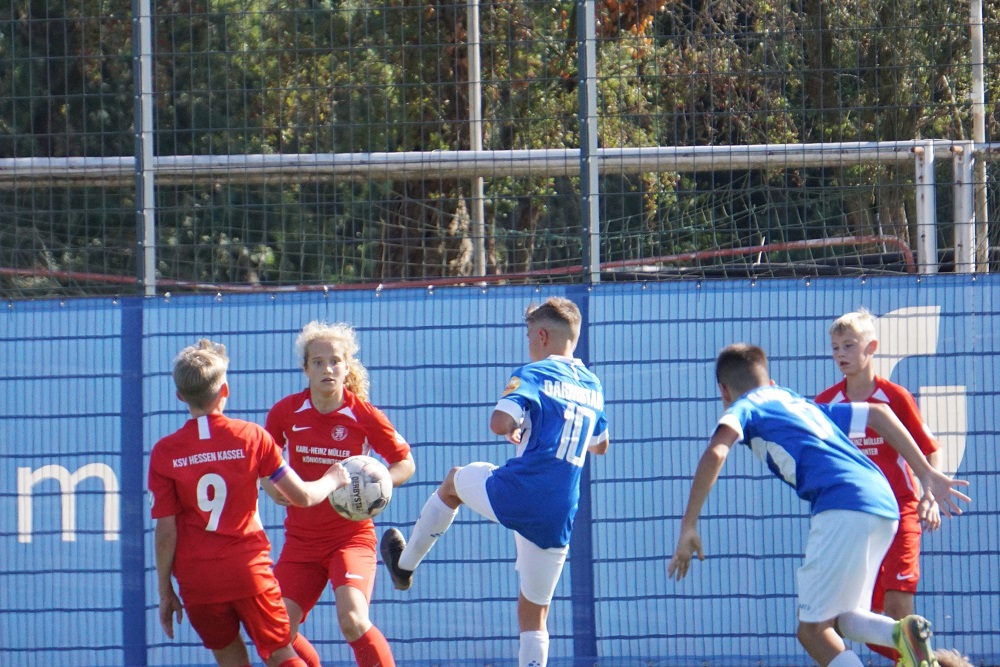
top-left (380, 527), bottom-right (414, 591)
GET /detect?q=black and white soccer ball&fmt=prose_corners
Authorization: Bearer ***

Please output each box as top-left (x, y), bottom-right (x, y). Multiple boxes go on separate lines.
top-left (329, 455), bottom-right (393, 521)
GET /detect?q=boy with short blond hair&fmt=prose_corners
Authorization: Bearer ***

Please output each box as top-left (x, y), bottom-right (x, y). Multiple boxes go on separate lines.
top-left (668, 343), bottom-right (970, 667)
top-left (525, 296), bottom-right (582, 337)
top-left (816, 308), bottom-right (944, 664)
top-left (172, 340), bottom-right (230, 406)
top-left (149, 339), bottom-right (350, 667)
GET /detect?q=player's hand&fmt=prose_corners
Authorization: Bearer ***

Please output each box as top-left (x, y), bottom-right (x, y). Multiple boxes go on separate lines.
top-left (325, 461), bottom-right (352, 490)
top-left (159, 589), bottom-right (183, 639)
top-left (505, 428), bottom-right (522, 445)
top-left (921, 470), bottom-right (971, 518)
top-left (918, 493), bottom-right (941, 531)
top-left (667, 526), bottom-right (704, 581)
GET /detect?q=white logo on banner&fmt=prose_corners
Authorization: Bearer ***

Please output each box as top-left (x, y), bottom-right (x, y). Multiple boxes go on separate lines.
top-left (873, 306), bottom-right (967, 475)
top-left (17, 463), bottom-right (120, 543)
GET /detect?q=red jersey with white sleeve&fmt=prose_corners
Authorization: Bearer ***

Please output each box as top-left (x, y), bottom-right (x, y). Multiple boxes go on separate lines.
top-left (815, 375), bottom-right (939, 502)
top-left (148, 413), bottom-right (286, 604)
top-left (265, 388), bottom-right (411, 551)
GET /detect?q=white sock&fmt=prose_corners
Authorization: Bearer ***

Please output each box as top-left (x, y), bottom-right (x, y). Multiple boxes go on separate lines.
top-left (398, 492), bottom-right (458, 571)
top-left (828, 649), bottom-right (865, 667)
top-left (518, 630), bottom-right (549, 667)
top-left (837, 609), bottom-right (897, 648)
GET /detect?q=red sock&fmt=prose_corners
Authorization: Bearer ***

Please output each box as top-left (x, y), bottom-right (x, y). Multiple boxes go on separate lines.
top-left (348, 625), bottom-right (395, 667)
top-left (278, 658), bottom-right (307, 667)
top-left (293, 633), bottom-right (323, 667)
top-left (867, 642), bottom-right (901, 662)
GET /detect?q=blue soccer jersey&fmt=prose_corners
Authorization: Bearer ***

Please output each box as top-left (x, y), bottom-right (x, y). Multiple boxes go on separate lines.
top-left (486, 355), bottom-right (609, 549)
top-left (719, 385), bottom-right (898, 520)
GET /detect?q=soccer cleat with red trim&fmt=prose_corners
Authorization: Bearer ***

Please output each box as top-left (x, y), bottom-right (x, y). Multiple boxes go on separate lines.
top-left (893, 615), bottom-right (940, 667)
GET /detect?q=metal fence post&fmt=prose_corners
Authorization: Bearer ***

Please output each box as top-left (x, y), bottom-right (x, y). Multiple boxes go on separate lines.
top-left (952, 141), bottom-right (976, 273)
top-left (134, 0), bottom-right (157, 296)
top-left (970, 0), bottom-right (990, 272)
top-left (578, 0), bottom-right (600, 284)
top-left (467, 0), bottom-right (487, 277)
top-left (915, 140), bottom-right (938, 273)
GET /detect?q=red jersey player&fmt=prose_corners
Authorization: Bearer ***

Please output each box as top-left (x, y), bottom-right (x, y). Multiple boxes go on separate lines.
top-left (261, 321), bottom-right (415, 667)
top-left (149, 339), bottom-right (350, 667)
top-left (815, 309), bottom-right (945, 665)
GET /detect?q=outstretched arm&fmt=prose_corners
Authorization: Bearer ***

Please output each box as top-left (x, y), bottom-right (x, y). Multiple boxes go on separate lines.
top-left (919, 449), bottom-right (943, 531)
top-left (867, 404), bottom-right (971, 517)
top-left (273, 461), bottom-right (351, 507)
top-left (668, 424), bottom-right (739, 581)
top-left (260, 476), bottom-right (291, 506)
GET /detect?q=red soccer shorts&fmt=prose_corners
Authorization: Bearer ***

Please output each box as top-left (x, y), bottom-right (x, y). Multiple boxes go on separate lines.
top-left (185, 580), bottom-right (292, 661)
top-left (872, 499), bottom-right (922, 612)
top-left (274, 532), bottom-right (377, 620)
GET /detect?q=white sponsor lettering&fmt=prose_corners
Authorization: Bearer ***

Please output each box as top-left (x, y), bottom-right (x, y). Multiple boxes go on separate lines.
top-left (541, 380), bottom-right (603, 410)
top-left (296, 442), bottom-right (350, 465)
top-left (303, 456), bottom-right (337, 464)
top-left (181, 449), bottom-right (246, 466)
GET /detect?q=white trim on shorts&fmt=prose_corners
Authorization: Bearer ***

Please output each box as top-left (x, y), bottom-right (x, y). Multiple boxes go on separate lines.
top-left (452, 462), bottom-right (569, 606)
top-left (797, 509), bottom-right (898, 623)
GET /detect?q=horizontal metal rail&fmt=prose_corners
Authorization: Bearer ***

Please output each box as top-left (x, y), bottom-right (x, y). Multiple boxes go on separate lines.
top-left (0, 141), bottom-right (967, 187)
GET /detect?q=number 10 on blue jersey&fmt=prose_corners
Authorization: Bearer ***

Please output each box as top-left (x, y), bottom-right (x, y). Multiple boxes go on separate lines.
top-left (556, 403), bottom-right (597, 466)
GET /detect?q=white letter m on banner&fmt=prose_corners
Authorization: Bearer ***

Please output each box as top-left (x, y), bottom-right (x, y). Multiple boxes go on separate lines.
top-left (17, 463), bottom-right (120, 543)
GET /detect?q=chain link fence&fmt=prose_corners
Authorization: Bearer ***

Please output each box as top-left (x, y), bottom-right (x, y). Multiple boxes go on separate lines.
top-left (1, 0), bottom-right (999, 298)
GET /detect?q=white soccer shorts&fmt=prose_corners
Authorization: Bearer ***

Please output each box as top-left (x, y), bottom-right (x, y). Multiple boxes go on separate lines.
top-left (797, 509), bottom-right (898, 623)
top-left (453, 462), bottom-right (569, 606)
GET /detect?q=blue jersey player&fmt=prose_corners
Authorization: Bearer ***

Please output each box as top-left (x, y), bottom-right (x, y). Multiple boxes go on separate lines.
top-left (380, 297), bottom-right (609, 667)
top-left (667, 344), bottom-right (969, 667)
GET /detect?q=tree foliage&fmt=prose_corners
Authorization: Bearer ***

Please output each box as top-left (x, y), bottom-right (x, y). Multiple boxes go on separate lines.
top-left (0, 0), bottom-right (992, 296)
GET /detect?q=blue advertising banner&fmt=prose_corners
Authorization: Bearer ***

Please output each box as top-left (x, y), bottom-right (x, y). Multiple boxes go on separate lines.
top-left (1, 276), bottom-right (996, 667)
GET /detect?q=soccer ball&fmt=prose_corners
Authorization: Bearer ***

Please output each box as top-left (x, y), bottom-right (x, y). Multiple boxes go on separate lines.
top-left (329, 455), bottom-right (393, 521)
